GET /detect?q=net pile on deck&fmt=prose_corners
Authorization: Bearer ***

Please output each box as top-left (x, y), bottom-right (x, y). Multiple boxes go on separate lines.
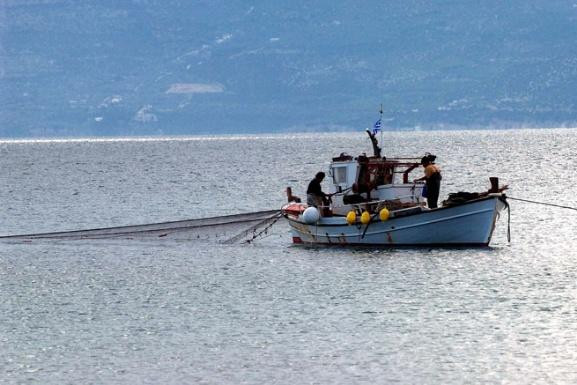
top-left (0, 210), bottom-right (282, 243)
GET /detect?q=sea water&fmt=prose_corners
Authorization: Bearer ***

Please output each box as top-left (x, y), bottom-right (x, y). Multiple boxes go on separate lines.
top-left (1, 129), bottom-right (577, 384)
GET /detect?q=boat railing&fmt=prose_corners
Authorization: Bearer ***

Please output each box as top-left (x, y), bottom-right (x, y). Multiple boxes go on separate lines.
top-left (332, 196), bottom-right (424, 213)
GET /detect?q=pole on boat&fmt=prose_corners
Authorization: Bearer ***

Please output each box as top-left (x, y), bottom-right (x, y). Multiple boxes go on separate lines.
top-left (286, 187), bottom-right (301, 203)
top-left (489, 177), bottom-right (499, 193)
top-left (379, 103), bottom-right (384, 152)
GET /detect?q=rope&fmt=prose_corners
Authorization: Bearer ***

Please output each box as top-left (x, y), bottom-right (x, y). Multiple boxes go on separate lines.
top-left (361, 212), bottom-right (379, 239)
top-left (239, 211), bottom-right (283, 244)
top-left (507, 197), bottom-right (577, 211)
top-left (500, 196), bottom-right (511, 243)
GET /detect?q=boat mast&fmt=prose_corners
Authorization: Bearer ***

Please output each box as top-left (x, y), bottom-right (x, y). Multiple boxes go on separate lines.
top-left (366, 104), bottom-right (384, 158)
top-left (379, 103), bottom-right (384, 154)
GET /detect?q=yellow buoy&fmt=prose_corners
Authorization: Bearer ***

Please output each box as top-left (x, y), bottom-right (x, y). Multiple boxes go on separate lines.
top-left (379, 208), bottom-right (390, 221)
top-left (346, 211), bottom-right (356, 225)
top-left (360, 211), bottom-right (371, 225)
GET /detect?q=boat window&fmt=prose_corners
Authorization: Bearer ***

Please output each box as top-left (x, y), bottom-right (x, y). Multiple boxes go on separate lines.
top-left (333, 167), bottom-right (347, 184)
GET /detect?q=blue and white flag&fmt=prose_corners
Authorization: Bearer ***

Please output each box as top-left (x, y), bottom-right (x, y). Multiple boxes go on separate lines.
top-left (372, 119), bottom-right (382, 135)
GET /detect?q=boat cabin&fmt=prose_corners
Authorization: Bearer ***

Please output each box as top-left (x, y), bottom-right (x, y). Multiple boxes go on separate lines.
top-left (328, 154), bottom-right (424, 215)
top-left (326, 131), bottom-right (426, 216)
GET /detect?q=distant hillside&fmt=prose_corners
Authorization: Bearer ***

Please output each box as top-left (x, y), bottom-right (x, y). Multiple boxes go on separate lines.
top-left (1, 0), bottom-right (577, 137)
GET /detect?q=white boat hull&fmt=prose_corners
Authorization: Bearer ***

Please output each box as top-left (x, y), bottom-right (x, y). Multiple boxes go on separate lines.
top-left (284, 194), bottom-right (507, 246)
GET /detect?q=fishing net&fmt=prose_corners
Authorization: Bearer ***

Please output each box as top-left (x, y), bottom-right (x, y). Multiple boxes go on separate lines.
top-left (0, 210), bottom-right (283, 243)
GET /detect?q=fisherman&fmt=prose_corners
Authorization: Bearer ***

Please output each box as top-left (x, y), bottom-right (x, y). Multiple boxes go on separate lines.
top-left (306, 172), bottom-right (329, 209)
top-left (414, 154), bottom-right (442, 209)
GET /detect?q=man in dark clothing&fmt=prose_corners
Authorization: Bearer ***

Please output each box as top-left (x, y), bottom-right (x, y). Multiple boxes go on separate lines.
top-left (413, 154), bottom-right (442, 209)
top-left (306, 172), bottom-right (328, 208)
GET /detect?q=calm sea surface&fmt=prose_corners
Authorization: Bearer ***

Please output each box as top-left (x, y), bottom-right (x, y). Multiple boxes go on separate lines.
top-left (1, 129), bottom-right (577, 384)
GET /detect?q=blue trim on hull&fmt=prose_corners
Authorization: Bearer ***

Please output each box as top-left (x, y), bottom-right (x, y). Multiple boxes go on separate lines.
top-left (285, 195), bottom-right (506, 246)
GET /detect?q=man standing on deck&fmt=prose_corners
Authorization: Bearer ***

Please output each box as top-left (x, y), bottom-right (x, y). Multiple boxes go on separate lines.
top-left (306, 172), bottom-right (328, 209)
top-left (414, 154), bottom-right (442, 209)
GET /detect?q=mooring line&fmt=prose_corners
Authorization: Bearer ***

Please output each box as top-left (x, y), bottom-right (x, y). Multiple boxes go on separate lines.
top-left (507, 197), bottom-right (577, 211)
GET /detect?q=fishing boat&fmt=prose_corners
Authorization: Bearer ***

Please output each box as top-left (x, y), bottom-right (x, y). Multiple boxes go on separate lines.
top-left (281, 129), bottom-right (508, 246)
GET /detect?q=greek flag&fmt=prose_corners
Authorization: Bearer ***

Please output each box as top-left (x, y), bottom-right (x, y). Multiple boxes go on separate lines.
top-left (372, 118), bottom-right (382, 135)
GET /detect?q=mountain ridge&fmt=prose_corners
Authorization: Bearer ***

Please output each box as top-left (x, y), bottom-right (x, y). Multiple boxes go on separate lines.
top-left (1, 1), bottom-right (576, 137)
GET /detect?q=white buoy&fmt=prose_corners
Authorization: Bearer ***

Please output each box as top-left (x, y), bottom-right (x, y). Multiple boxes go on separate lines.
top-left (303, 207), bottom-right (320, 224)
